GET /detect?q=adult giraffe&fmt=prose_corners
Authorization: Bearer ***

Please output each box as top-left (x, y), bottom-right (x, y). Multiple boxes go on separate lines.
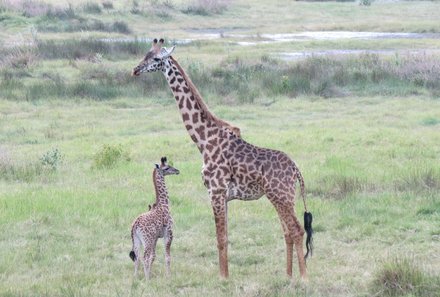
top-left (132, 39), bottom-right (313, 279)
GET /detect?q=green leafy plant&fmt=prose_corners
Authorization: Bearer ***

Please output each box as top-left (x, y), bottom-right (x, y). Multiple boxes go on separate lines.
top-left (359, 0), bottom-right (372, 6)
top-left (40, 148), bottom-right (63, 170)
top-left (93, 144), bottom-right (130, 169)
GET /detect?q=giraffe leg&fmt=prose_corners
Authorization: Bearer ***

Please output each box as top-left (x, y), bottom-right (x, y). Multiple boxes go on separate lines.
top-left (133, 237), bottom-right (141, 276)
top-left (148, 244), bottom-right (157, 279)
top-left (211, 194), bottom-right (229, 278)
top-left (142, 248), bottom-right (151, 280)
top-left (164, 230), bottom-right (173, 277)
top-left (134, 249), bottom-right (140, 277)
top-left (143, 240), bottom-right (157, 280)
top-left (269, 197), bottom-right (307, 280)
top-left (271, 200), bottom-right (294, 277)
top-left (285, 233), bottom-right (294, 277)
top-left (288, 209), bottom-right (307, 280)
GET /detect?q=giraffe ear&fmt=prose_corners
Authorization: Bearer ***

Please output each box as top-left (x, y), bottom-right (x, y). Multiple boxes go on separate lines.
top-left (159, 46), bottom-right (175, 59)
top-left (155, 164), bottom-right (160, 169)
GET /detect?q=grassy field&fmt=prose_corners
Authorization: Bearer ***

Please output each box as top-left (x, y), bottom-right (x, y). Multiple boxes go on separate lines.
top-left (1, 0), bottom-right (440, 296)
top-left (1, 97), bottom-right (439, 297)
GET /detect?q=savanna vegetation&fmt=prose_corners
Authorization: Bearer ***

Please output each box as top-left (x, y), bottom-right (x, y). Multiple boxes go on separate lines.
top-left (1, 0), bottom-right (439, 296)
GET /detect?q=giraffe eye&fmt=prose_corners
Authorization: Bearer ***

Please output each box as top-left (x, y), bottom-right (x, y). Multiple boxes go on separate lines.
top-left (154, 58), bottom-right (161, 62)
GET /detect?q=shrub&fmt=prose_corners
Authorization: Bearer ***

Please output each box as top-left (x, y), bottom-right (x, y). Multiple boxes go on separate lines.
top-left (421, 117), bottom-right (440, 126)
top-left (40, 148), bottom-right (63, 170)
top-left (371, 257), bottom-right (440, 297)
top-left (359, 0), bottom-right (372, 6)
top-left (93, 144), bottom-right (130, 169)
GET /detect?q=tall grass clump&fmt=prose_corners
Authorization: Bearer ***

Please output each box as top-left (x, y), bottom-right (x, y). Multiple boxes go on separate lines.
top-left (371, 257), bottom-right (440, 297)
top-left (44, 4), bottom-right (76, 20)
top-left (0, 46), bottom-right (38, 69)
top-left (102, 1), bottom-right (114, 10)
top-left (93, 144), bottom-right (130, 169)
top-left (396, 167), bottom-right (440, 193)
top-left (1, 0), bottom-right (51, 17)
top-left (1, 0), bottom-right (75, 19)
top-left (0, 147), bottom-right (61, 182)
top-left (2, 48), bottom-right (440, 102)
top-left (82, 2), bottom-right (102, 14)
top-left (36, 19), bottom-right (131, 34)
top-left (182, 0), bottom-right (230, 15)
top-left (0, 160), bottom-right (43, 182)
top-left (207, 53), bottom-right (440, 100)
top-left (34, 39), bottom-right (143, 60)
top-left (0, 59), bottom-right (168, 101)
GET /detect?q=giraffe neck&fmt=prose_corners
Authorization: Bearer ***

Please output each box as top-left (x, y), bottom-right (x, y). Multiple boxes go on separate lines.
top-left (152, 168), bottom-right (169, 210)
top-left (161, 57), bottom-right (220, 153)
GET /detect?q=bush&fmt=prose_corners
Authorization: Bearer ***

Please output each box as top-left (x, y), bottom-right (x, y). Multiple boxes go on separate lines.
top-left (359, 0), bottom-right (372, 6)
top-left (40, 148), bottom-right (63, 170)
top-left (93, 144), bottom-right (130, 169)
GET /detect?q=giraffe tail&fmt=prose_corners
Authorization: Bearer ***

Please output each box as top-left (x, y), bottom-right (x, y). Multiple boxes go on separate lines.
top-left (129, 226), bottom-right (137, 262)
top-left (296, 169), bottom-right (313, 260)
top-left (304, 211), bottom-right (313, 260)
top-left (129, 250), bottom-right (136, 262)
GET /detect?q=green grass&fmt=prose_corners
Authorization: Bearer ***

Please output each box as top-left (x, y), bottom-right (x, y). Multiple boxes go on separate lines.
top-left (1, 96), bottom-right (439, 296)
top-left (1, 1), bottom-right (440, 296)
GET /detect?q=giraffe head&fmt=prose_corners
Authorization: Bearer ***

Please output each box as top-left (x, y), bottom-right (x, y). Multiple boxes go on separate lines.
top-left (132, 38), bottom-right (175, 76)
top-left (155, 156), bottom-right (180, 176)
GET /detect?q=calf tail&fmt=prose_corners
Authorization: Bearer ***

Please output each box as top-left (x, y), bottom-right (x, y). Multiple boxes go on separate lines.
top-left (129, 250), bottom-right (136, 262)
top-left (129, 226), bottom-right (137, 262)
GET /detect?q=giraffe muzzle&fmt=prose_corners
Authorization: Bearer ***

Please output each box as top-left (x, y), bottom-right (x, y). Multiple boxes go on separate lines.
top-left (132, 68), bottom-right (141, 76)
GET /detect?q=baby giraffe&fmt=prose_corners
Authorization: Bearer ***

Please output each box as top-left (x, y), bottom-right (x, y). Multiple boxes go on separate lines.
top-left (129, 157), bottom-right (179, 279)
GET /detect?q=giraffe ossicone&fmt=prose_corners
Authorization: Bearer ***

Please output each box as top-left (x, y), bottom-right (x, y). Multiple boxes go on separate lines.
top-left (129, 156), bottom-right (179, 280)
top-left (132, 39), bottom-right (313, 280)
